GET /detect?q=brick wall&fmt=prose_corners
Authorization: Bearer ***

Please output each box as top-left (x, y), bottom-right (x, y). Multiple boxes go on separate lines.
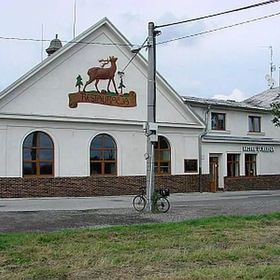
top-left (224, 175), bottom-right (280, 191)
top-left (0, 174), bottom-right (210, 198)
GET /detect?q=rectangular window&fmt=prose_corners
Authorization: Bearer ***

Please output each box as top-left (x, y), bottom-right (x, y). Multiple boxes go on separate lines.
top-left (211, 113), bottom-right (226, 130)
top-left (227, 154), bottom-right (240, 177)
top-left (184, 159), bottom-right (198, 173)
top-left (248, 116), bottom-right (261, 132)
top-left (245, 154), bottom-right (257, 176)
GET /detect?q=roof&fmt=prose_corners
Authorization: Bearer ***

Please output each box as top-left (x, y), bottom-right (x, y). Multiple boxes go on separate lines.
top-left (182, 96), bottom-right (269, 111)
top-left (244, 87), bottom-right (280, 108)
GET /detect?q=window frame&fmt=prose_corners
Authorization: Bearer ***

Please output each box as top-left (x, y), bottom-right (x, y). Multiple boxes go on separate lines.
top-left (22, 131), bottom-right (54, 177)
top-left (90, 134), bottom-right (117, 176)
top-left (248, 116), bottom-right (261, 133)
top-left (154, 136), bottom-right (171, 175)
top-left (211, 112), bottom-right (226, 131)
top-left (227, 153), bottom-right (240, 177)
top-left (184, 159), bottom-right (198, 173)
top-left (245, 154), bottom-right (257, 176)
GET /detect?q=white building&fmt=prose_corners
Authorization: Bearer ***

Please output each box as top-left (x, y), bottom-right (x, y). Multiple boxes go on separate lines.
top-left (0, 18), bottom-right (279, 197)
top-left (184, 96), bottom-right (280, 191)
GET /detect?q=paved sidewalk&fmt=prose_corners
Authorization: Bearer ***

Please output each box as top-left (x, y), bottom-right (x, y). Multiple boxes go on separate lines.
top-left (1, 190), bottom-right (279, 232)
top-left (0, 190), bottom-right (279, 212)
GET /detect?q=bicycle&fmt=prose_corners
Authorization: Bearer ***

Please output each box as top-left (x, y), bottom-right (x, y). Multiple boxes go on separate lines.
top-left (132, 187), bottom-right (170, 213)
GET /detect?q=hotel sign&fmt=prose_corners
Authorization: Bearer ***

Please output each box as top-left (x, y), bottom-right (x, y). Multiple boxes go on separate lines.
top-left (242, 146), bottom-right (275, 152)
top-left (68, 91), bottom-right (136, 108)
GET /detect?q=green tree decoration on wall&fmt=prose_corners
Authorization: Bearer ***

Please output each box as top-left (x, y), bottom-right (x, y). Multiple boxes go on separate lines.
top-left (75, 75), bottom-right (83, 92)
top-left (118, 71), bottom-right (126, 95)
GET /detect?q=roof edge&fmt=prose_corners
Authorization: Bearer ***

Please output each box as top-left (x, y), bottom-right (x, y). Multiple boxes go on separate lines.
top-left (0, 17), bottom-right (132, 100)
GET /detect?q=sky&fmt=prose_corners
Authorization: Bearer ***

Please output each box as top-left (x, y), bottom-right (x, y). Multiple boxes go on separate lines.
top-left (1, 0), bottom-right (280, 101)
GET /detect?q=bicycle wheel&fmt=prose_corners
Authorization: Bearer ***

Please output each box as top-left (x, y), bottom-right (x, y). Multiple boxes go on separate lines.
top-left (155, 197), bottom-right (170, 213)
top-left (133, 195), bottom-right (146, 212)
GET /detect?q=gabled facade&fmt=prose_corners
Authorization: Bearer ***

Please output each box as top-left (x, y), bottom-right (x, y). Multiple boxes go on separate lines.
top-left (0, 18), bottom-right (207, 197)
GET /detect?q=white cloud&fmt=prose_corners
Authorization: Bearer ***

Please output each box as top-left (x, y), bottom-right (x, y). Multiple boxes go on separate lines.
top-left (212, 88), bottom-right (248, 101)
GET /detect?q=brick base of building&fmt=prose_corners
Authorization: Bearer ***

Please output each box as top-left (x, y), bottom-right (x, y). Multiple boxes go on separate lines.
top-left (224, 175), bottom-right (280, 191)
top-left (0, 174), bottom-right (210, 198)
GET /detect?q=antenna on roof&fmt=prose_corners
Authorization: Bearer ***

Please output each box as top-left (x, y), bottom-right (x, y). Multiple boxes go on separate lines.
top-left (72, 0), bottom-right (77, 39)
top-left (265, 46), bottom-right (276, 89)
top-left (41, 24), bottom-right (44, 62)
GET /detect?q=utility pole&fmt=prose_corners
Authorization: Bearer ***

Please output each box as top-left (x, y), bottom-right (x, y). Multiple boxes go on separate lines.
top-left (269, 46), bottom-right (276, 82)
top-left (145, 22), bottom-right (158, 211)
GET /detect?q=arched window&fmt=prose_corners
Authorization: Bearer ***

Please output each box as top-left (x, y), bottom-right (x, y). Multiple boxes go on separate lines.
top-left (90, 134), bottom-right (117, 175)
top-left (22, 131), bottom-right (54, 177)
top-left (154, 136), bottom-right (171, 175)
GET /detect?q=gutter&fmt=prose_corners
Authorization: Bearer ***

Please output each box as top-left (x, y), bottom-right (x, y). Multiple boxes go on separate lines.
top-left (198, 105), bottom-right (210, 193)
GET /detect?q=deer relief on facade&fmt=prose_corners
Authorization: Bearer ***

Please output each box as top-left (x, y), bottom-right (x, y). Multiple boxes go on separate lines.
top-left (83, 56), bottom-right (119, 95)
top-left (68, 56), bottom-right (137, 108)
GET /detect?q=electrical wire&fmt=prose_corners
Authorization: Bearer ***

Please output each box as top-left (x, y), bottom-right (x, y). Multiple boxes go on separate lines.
top-left (0, 36), bottom-right (136, 48)
top-left (157, 11), bottom-right (280, 46)
top-left (121, 37), bottom-right (148, 72)
top-left (156, 0), bottom-right (280, 28)
top-left (1, 2), bottom-right (280, 50)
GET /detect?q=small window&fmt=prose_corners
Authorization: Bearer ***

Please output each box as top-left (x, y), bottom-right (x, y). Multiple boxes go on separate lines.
top-left (227, 154), bottom-right (240, 177)
top-left (248, 116), bottom-right (261, 132)
top-left (22, 131), bottom-right (54, 177)
top-left (90, 134), bottom-right (117, 176)
top-left (211, 113), bottom-right (226, 130)
top-left (184, 159), bottom-right (198, 173)
top-left (245, 154), bottom-right (257, 176)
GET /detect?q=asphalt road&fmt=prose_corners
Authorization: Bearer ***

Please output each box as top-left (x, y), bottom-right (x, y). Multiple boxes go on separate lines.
top-left (0, 190), bottom-right (279, 232)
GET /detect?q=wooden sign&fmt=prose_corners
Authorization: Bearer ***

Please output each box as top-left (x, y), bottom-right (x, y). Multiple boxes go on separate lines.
top-left (68, 90), bottom-right (136, 108)
top-left (68, 56), bottom-right (137, 108)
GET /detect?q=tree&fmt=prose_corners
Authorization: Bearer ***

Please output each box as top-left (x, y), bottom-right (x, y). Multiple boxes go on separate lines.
top-left (271, 102), bottom-right (280, 127)
top-left (75, 75), bottom-right (83, 92)
top-left (117, 71), bottom-right (126, 95)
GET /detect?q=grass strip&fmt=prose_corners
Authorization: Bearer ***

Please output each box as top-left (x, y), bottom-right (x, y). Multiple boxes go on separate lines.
top-left (0, 213), bottom-right (280, 280)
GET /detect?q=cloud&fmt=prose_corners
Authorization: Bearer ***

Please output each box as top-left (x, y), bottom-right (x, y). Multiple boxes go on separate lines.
top-left (212, 88), bottom-right (248, 101)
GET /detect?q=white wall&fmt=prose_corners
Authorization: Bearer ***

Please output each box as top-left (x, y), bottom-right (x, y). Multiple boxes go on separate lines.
top-left (0, 25), bottom-right (201, 127)
top-left (202, 142), bottom-right (280, 188)
top-left (188, 104), bottom-right (280, 188)
top-left (191, 105), bottom-right (277, 138)
top-left (0, 119), bottom-right (200, 177)
top-left (0, 20), bottom-right (205, 179)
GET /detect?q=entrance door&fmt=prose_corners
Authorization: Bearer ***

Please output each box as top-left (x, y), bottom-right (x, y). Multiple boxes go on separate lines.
top-left (209, 157), bottom-right (219, 192)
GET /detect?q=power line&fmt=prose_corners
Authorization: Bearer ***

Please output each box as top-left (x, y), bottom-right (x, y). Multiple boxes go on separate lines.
top-left (121, 37), bottom-right (148, 72)
top-left (0, 33), bottom-right (147, 72)
top-left (0, 36), bottom-right (136, 48)
top-left (156, 0), bottom-right (280, 28)
top-left (1, 4), bottom-right (280, 50)
top-left (157, 11), bottom-right (280, 45)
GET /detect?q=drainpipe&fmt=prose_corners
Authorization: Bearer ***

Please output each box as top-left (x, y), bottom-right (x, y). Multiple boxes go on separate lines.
top-left (198, 105), bottom-right (211, 193)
